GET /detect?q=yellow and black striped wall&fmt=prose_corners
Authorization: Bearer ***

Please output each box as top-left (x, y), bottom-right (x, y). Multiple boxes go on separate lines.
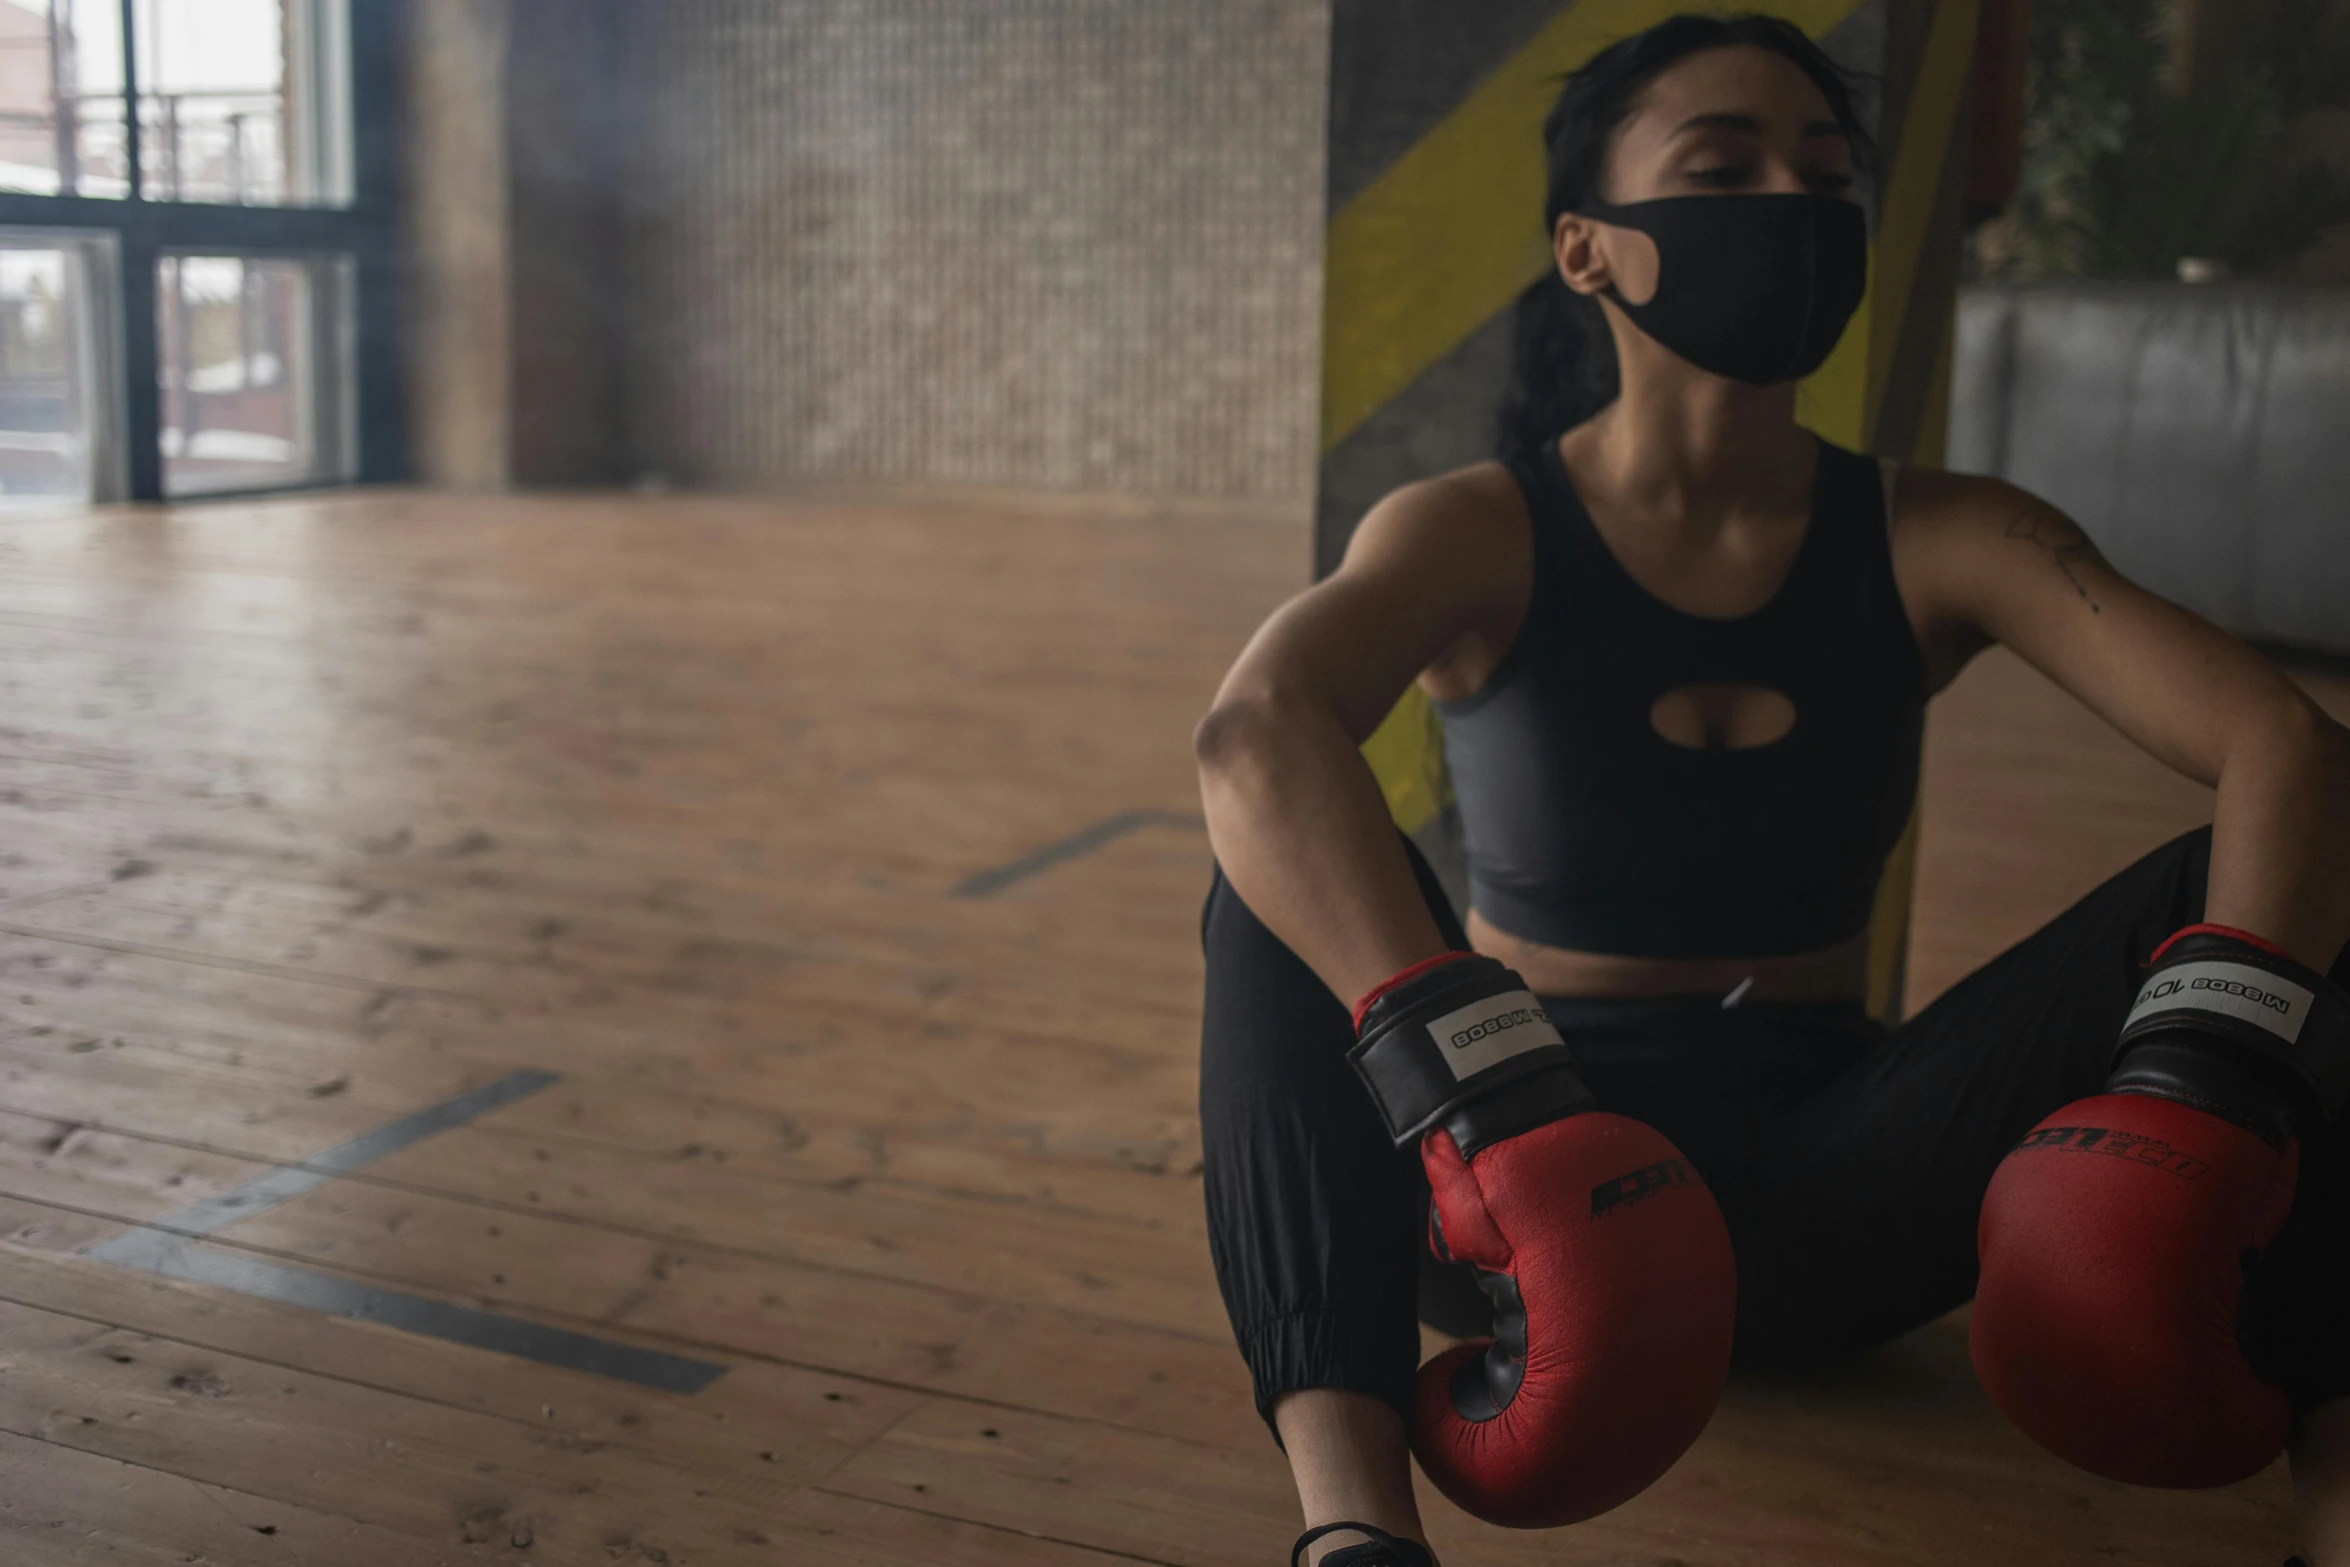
top-left (1322, 0), bottom-right (1991, 1021)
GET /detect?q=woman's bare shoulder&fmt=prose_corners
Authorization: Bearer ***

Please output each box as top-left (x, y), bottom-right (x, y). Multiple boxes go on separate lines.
top-left (1886, 463), bottom-right (2044, 533)
top-left (1344, 460), bottom-right (1529, 574)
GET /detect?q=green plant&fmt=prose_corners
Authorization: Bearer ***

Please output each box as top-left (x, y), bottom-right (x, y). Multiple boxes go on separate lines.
top-left (2002, 0), bottom-right (2350, 279)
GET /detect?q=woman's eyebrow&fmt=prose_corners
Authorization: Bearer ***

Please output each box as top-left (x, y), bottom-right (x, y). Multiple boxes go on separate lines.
top-left (1674, 111), bottom-right (1765, 137)
top-left (1670, 111), bottom-right (1850, 141)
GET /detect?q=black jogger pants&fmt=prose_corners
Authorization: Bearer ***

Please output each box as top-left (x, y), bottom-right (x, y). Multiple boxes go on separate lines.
top-left (1198, 829), bottom-right (2350, 1435)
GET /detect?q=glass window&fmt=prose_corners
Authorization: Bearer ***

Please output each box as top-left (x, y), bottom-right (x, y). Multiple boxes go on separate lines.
top-left (134, 0), bottom-right (350, 207)
top-left (0, 1), bottom-right (132, 198)
top-left (0, 3), bottom-right (380, 503)
top-left (0, 232), bottom-right (114, 504)
top-left (158, 252), bottom-right (350, 496)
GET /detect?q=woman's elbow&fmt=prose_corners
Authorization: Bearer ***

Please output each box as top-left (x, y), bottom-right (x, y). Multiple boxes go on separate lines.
top-left (1193, 698), bottom-right (1275, 778)
top-left (2280, 693), bottom-right (2350, 764)
top-left (1195, 691), bottom-right (1332, 789)
top-left (2254, 694), bottom-right (2350, 807)
top-left (2309, 704), bottom-right (2350, 805)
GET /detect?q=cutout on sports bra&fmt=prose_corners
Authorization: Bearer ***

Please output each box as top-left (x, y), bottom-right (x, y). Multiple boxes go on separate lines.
top-left (1649, 683), bottom-right (1796, 751)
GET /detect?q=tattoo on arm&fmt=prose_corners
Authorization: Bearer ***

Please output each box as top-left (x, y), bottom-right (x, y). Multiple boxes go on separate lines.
top-left (2005, 508), bottom-right (2107, 613)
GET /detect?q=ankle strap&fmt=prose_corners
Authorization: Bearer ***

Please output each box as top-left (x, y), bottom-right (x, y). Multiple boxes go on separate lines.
top-left (1291, 1521), bottom-right (1432, 1567)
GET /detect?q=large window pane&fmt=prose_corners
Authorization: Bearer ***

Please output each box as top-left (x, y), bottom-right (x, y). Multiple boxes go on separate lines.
top-left (0, 232), bottom-right (113, 503)
top-left (158, 252), bottom-right (350, 496)
top-left (0, 1), bottom-right (131, 198)
top-left (135, 0), bottom-right (349, 207)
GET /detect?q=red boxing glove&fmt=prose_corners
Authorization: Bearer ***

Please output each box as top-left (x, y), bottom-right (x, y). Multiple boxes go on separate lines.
top-left (1350, 954), bottom-right (1735, 1527)
top-left (1972, 925), bottom-right (2350, 1486)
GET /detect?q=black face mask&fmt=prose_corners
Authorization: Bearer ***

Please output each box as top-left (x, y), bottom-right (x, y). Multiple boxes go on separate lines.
top-left (1575, 193), bottom-right (1868, 385)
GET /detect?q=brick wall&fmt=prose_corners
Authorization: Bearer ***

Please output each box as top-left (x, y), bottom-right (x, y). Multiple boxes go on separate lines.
top-left (611, 1), bottom-right (1331, 503)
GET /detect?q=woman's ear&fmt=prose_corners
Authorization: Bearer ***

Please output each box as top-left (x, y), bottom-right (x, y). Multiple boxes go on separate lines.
top-left (1557, 211), bottom-right (1660, 306)
top-left (1553, 213), bottom-right (1613, 298)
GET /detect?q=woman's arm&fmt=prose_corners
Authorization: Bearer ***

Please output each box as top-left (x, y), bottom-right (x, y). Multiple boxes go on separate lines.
top-left (1895, 469), bottom-right (2350, 968)
top-left (1195, 465), bottom-right (1531, 1005)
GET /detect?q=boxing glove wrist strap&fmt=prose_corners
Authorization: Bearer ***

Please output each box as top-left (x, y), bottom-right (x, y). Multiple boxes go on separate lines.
top-left (1351, 951), bottom-right (1479, 1031)
top-left (2115, 928), bottom-right (2350, 1124)
top-left (2150, 922), bottom-right (2291, 962)
top-left (1347, 952), bottom-right (1591, 1152)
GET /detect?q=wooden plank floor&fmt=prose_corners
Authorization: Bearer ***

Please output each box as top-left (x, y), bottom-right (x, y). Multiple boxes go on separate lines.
top-left (0, 485), bottom-right (2341, 1565)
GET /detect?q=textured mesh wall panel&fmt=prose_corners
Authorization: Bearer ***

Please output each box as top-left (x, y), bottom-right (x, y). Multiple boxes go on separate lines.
top-left (616, 1), bottom-right (1330, 501)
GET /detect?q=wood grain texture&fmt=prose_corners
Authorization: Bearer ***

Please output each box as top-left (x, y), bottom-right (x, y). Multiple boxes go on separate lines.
top-left (0, 487), bottom-right (2336, 1564)
top-left (0, 1427), bottom-right (512, 1567)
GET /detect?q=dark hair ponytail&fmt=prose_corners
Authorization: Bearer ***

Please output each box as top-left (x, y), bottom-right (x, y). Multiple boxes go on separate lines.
top-left (1497, 13), bottom-right (1876, 457)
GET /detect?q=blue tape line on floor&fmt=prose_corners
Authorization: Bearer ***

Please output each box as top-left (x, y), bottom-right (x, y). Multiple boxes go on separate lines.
top-left (82, 1067), bottom-right (728, 1392)
top-left (126, 1069), bottom-right (561, 1240)
top-left (92, 1230), bottom-right (727, 1393)
top-left (953, 809), bottom-right (1205, 898)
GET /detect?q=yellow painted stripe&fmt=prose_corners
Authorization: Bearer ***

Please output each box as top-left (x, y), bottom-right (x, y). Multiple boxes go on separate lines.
top-left (1865, 803), bottom-right (1922, 1022)
top-left (1792, 266), bottom-right (1874, 447)
top-left (1863, 0), bottom-right (1980, 437)
top-left (1858, 0), bottom-right (1979, 1018)
top-left (1321, 0), bottom-right (1865, 454)
top-left (1911, 300), bottom-right (1958, 467)
top-left (1361, 684), bottom-right (1451, 837)
top-left (1799, 0), bottom-right (1978, 450)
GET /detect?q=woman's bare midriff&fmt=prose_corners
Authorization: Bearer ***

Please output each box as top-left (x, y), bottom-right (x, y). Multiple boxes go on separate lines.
top-left (1466, 908), bottom-right (1872, 1003)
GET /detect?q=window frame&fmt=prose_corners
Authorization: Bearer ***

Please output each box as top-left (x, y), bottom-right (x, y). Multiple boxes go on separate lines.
top-left (156, 245), bottom-right (357, 498)
top-left (0, 0), bottom-right (397, 502)
top-left (0, 225), bottom-right (127, 505)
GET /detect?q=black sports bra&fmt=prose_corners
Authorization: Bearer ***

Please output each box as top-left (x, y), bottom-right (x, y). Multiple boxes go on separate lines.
top-left (1432, 435), bottom-right (1925, 959)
